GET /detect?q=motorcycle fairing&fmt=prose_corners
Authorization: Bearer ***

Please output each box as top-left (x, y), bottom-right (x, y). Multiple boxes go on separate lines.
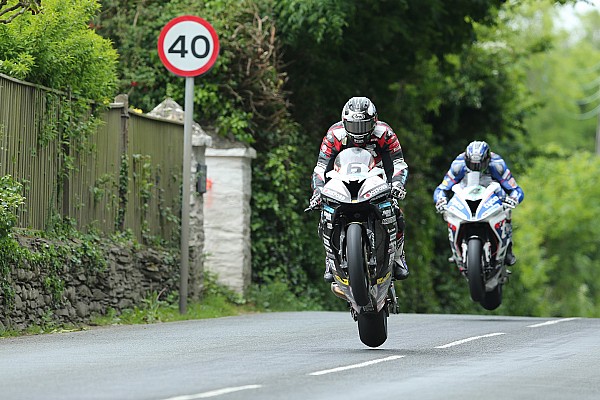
top-left (324, 165), bottom-right (388, 205)
top-left (322, 180), bottom-right (352, 203)
top-left (447, 182), bottom-right (503, 222)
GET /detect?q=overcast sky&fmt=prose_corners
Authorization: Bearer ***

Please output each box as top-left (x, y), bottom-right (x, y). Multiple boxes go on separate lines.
top-left (556, 0), bottom-right (599, 30)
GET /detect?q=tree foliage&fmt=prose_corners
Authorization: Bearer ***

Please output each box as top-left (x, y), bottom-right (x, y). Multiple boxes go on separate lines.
top-left (505, 147), bottom-right (600, 317)
top-left (93, 0), bottom-right (542, 312)
top-left (0, 0), bottom-right (41, 24)
top-left (95, 0), bottom-right (329, 302)
top-left (0, 0), bottom-right (117, 102)
top-left (500, 1), bottom-right (600, 152)
top-left (93, 0), bottom-right (600, 315)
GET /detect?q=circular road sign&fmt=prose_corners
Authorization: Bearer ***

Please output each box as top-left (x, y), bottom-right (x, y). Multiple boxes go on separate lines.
top-left (158, 15), bottom-right (220, 77)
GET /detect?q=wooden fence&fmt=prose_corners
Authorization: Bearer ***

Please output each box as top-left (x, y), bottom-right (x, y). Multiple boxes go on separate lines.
top-left (0, 73), bottom-right (183, 243)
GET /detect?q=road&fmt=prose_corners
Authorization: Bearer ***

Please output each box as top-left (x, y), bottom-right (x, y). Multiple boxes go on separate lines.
top-left (0, 312), bottom-right (598, 400)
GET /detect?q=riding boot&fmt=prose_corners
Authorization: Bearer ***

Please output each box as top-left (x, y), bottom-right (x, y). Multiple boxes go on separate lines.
top-left (505, 242), bottom-right (517, 266)
top-left (504, 221), bottom-right (516, 266)
top-left (393, 234), bottom-right (409, 280)
top-left (323, 257), bottom-right (334, 283)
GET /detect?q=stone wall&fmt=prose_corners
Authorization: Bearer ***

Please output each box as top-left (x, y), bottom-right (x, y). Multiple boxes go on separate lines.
top-left (0, 236), bottom-right (178, 332)
top-left (147, 98), bottom-right (212, 301)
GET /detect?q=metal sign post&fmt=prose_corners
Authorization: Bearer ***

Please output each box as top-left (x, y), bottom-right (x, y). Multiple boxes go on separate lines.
top-left (158, 15), bottom-right (220, 314)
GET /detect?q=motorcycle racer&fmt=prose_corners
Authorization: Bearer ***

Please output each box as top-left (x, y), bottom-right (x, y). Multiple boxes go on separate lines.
top-left (309, 96), bottom-right (409, 282)
top-left (433, 140), bottom-right (524, 265)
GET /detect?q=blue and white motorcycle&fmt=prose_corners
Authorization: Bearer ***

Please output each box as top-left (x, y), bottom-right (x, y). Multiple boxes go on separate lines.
top-left (441, 171), bottom-right (513, 310)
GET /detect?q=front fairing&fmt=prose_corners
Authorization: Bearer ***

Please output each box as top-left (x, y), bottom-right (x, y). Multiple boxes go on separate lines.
top-left (323, 168), bottom-right (389, 204)
top-left (322, 147), bottom-right (390, 205)
top-left (447, 181), bottom-right (503, 222)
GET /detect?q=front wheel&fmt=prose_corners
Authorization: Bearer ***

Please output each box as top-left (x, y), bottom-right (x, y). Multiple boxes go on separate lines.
top-left (480, 284), bottom-right (502, 310)
top-left (467, 238), bottom-right (485, 302)
top-left (346, 223), bottom-right (369, 307)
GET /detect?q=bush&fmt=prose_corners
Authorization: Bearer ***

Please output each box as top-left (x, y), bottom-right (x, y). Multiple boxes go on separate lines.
top-left (507, 148), bottom-right (600, 317)
top-left (0, 0), bottom-right (118, 102)
top-left (0, 175), bottom-right (24, 238)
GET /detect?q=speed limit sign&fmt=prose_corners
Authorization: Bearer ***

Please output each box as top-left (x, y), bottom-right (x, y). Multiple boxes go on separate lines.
top-left (157, 16), bottom-right (220, 314)
top-left (158, 15), bottom-right (219, 77)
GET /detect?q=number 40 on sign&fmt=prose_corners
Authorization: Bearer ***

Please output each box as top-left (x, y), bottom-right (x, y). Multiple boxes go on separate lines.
top-left (158, 15), bottom-right (220, 77)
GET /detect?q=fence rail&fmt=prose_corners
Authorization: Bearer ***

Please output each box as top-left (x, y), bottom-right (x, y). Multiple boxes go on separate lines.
top-left (0, 73), bottom-right (183, 244)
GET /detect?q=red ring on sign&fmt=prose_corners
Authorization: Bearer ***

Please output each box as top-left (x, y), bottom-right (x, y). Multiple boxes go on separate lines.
top-left (158, 15), bottom-right (220, 77)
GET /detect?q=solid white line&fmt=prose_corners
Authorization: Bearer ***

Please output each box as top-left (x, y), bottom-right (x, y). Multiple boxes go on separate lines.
top-left (161, 385), bottom-right (263, 400)
top-left (527, 317), bottom-right (580, 328)
top-left (435, 332), bottom-right (506, 349)
top-left (309, 355), bottom-right (406, 376)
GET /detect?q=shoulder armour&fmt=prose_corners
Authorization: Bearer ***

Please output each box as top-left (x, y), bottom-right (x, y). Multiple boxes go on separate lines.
top-left (489, 153), bottom-right (505, 175)
top-left (451, 154), bottom-right (467, 175)
top-left (330, 122), bottom-right (347, 141)
top-left (372, 121), bottom-right (391, 139)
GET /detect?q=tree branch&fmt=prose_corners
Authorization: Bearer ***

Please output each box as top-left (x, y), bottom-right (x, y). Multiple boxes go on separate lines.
top-left (0, 0), bottom-right (42, 24)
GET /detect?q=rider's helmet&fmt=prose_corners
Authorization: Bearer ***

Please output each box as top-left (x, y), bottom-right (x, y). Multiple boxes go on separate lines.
top-left (465, 141), bottom-right (491, 171)
top-left (341, 97), bottom-right (377, 146)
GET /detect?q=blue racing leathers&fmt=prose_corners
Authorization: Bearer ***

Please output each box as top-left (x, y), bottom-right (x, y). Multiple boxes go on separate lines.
top-left (433, 152), bottom-right (524, 205)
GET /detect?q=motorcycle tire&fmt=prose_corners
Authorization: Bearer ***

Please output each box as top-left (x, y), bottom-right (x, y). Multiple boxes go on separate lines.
top-left (357, 308), bottom-right (388, 348)
top-left (467, 238), bottom-right (485, 302)
top-left (480, 285), bottom-right (502, 310)
top-left (346, 223), bottom-right (369, 307)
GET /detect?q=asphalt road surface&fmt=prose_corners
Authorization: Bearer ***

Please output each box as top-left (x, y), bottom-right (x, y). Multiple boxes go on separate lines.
top-left (0, 312), bottom-right (598, 400)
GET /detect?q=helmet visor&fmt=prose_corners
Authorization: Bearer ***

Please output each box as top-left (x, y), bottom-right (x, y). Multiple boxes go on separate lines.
top-left (344, 119), bottom-right (375, 135)
top-left (466, 158), bottom-right (489, 171)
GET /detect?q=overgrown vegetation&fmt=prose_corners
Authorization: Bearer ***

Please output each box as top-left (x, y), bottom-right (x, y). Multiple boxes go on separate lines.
top-left (2, 0), bottom-right (599, 327)
top-left (0, 0), bottom-right (117, 100)
top-left (93, 0), bottom-right (600, 316)
top-left (0, 175), bottom-right (25, 306)
top-left (0, 1), bottom-right (42, 24)
top-left (0, 0), bottom-right (120, 231)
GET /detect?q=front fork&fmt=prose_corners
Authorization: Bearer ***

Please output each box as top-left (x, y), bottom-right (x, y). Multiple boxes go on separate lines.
top-left (387, 283), bottom-right (399, 314)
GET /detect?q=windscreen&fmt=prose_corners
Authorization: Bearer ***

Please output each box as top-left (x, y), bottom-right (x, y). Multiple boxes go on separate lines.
top-left (333, 148), bottom-right (375, 176)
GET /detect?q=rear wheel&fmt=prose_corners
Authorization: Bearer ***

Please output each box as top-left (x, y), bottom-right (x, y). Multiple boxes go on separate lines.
top-left (346, 223), bottom-right (369, 307)
top-left (467, 238), bottom-right (485, 302)
top-left (357, 308), bottom-right (388, 348)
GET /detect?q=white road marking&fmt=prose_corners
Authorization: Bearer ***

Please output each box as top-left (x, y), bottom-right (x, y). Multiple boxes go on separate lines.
top-left (435, 332), bottom-right (506, 349)
top-left (309, 355), bottom-right (406, 376)
top-left (527, 317), bottom-right (580, 328)
top-left (161, 385), bottom-right (263, 400)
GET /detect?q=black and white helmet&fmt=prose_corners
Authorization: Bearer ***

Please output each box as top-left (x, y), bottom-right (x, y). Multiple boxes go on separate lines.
top-left (342, 97), bottom-right (377, 145)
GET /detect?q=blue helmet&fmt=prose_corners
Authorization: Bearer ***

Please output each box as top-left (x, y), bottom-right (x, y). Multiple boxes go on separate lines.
top-left (465, 141), bottom-right (490, 171)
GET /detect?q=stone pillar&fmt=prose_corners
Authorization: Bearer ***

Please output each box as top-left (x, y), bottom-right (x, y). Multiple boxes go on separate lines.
top-left (188, 131), bottom-right (211, 300)
top-left (204, 147), bottom-right (256, 294)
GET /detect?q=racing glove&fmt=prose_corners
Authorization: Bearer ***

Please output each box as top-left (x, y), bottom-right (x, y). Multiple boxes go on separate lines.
top-left (503, 196), bottom-right (518, 210)
top-left (435, 197), bottom-right (447, 213)
top-left (390, 182), bottom-right (407, 201)
top-left (308, 189), bottom-right (322, 210)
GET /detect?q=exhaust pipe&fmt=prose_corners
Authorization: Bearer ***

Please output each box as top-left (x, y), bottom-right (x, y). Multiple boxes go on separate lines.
top-left (330, 283), bottom-right (347, 300)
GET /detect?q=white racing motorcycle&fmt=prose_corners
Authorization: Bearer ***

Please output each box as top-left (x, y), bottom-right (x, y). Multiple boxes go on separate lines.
top-left (306, 148), bottom-right (400, 347)
top-left (441, 171), bottom-right (514, 310)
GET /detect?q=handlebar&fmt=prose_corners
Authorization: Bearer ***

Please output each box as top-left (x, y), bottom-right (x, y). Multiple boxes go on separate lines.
top-left (304, 205), bottom-right (320, 213)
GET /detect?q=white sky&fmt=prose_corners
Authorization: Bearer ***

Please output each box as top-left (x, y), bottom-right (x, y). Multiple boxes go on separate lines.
top-left (556, 0), bottom-right (599, 30)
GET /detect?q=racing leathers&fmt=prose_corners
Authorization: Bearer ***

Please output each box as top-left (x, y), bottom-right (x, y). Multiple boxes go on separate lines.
top-left (433, 151), bottom-right (524, 266)
top-left (311, 120), bottom-right (409, 281)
